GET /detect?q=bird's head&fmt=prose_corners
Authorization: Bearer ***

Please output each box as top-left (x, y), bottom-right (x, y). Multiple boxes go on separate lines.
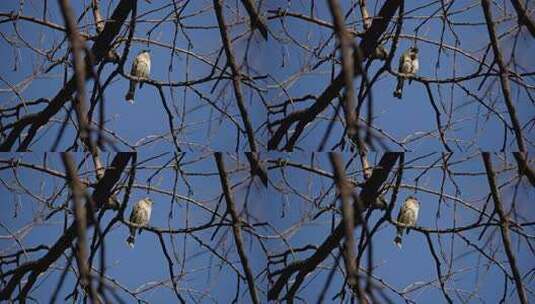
top-left (409, 47), bottom-right (418, 59)
top-left (406, 195), bottom-right (420, 206)
top-left (144, 197), bottom-right (154, 206)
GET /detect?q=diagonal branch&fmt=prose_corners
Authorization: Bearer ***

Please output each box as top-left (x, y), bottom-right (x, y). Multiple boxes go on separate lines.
top-left (510, 0), bottom-right (535, 38)
top-left (482, 153), bottom-right (528, 304)
top-left (481, 0), bottom-right (526, 152)
top-left (240, 0), bottom-right (268, 40)
top-left (215, 153), bottom-right (259, 304)
top-left (213, 0), bottom-right (258, 152)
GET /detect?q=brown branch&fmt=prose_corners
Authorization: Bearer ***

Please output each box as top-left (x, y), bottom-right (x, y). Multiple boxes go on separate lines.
top-left (512, 152), bottom-right (535, 187)
top-left (328, 0), bottom-right (357, 138)
top-left (510, 0), bottom-right (535, 38)
top-left (58, 0), bottom-right (94, 155)
top-left (329, 153), bottom-right (358, 293)
top-left (215, 153), bottom-right (259, 304)
top-left (240, 0), bottom-right (268, 40)
top-left (61, 153), bottom-right (98, 303)
top-left (482, 153), bottom-right (528, 304)
top-left (481, 0), bottom-right (526, 152)
top-left (213, 0), bottom-right (258, 152)
top-left (245, 152), bottom-right (268, 186)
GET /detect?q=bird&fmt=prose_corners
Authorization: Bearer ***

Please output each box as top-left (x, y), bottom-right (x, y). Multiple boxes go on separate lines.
top-left (393, 196), bottom-right (420, 248)
top-left (393, 47), bottom-right (419, 99)
top-left (125, 50), bottom-right (151, 103)
top-left (126, 198), bottom-right (154, 248)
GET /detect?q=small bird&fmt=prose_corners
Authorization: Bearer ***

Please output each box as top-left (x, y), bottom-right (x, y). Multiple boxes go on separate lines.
top-left (125, 50), bottom-right (151, 103)
top-left (393, 47), bottom-right (419, 99)
top-left (393, 196), bottom-right (420, 248)
top-left (126, 198), bottom-right (154, 248)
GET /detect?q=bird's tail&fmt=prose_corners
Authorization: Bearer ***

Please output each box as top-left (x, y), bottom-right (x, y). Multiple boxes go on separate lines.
top-left (125, 80), bottom-right (136, 103)
top-left (126, 234), bottom-right (135, 248)
top-left (394, 228), bottom-right (403, 248)
top-left (393, 77), bottom-right (404, 99)
top-left (126, 227), bottom-right (136, 248)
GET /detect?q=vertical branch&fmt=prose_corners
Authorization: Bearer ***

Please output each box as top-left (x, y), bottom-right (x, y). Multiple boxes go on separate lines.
top-left (214, 153), bottom-right (259, 304)
top-left (213, 0), bottom-right (258, 152)
top-left (329, 153), bottom-right (358, 294)
top-left (157, 234), bottom-right (186, 303)
top-left (482, 153), bottom-right (528, 304)
top-left (61, 153), bottom-right (97, 303)
top-left (425, 233), bottom-right (453, 304)
top-left (157, 85), bottom-right (182, 152)
top-left (58, 0), bottom-right (91, 150)
top-left (328, 0), bottom-right (357, 138)
top-left (481, 0), bottom-right (526, 152)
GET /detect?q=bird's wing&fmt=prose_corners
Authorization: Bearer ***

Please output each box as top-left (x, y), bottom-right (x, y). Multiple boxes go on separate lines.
top-left (131, 57), bottom-right (140, 75)
top-left (398, 53), bottom-right (406, 72)
top-left (129, 204), bottom-right (140, 222)
top-left (138, 206), bottom-right (149, 225)
top-left (397, 204), bottom-right (408, 222)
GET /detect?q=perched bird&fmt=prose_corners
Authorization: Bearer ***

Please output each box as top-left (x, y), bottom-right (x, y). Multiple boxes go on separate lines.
top-left (125, 50), bottom-right (151, 103)
top-left (393, 47), bottom-right (419, 99)
top-left (126, 198), bottom-right (154, 248)
top-left (394, 196), bottom-right (420, 248)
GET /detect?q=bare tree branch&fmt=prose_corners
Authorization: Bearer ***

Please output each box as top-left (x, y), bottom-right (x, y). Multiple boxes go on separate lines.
top-left (482, 153), bottom-right (528, 304)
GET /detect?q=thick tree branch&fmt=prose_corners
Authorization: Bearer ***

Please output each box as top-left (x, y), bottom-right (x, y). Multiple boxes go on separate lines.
top-left (215, 153), bottom-right (259, 304)
top-left (329, 153), bottom-right (358, 292)
top-left (62, 153), bottom-right (98, 303)
top-left (213, 0), bottom-right (258, 152)
top-left (482, 153), bottom-right (528, 304)
top-left (328, 0), bottom-right (357, 139)
top-left (481, 0), bottom-right (526, 152)
top-left (240, 0), bottom-right (268, 40)
top-left (510, 0), bottom-right (535, 38)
